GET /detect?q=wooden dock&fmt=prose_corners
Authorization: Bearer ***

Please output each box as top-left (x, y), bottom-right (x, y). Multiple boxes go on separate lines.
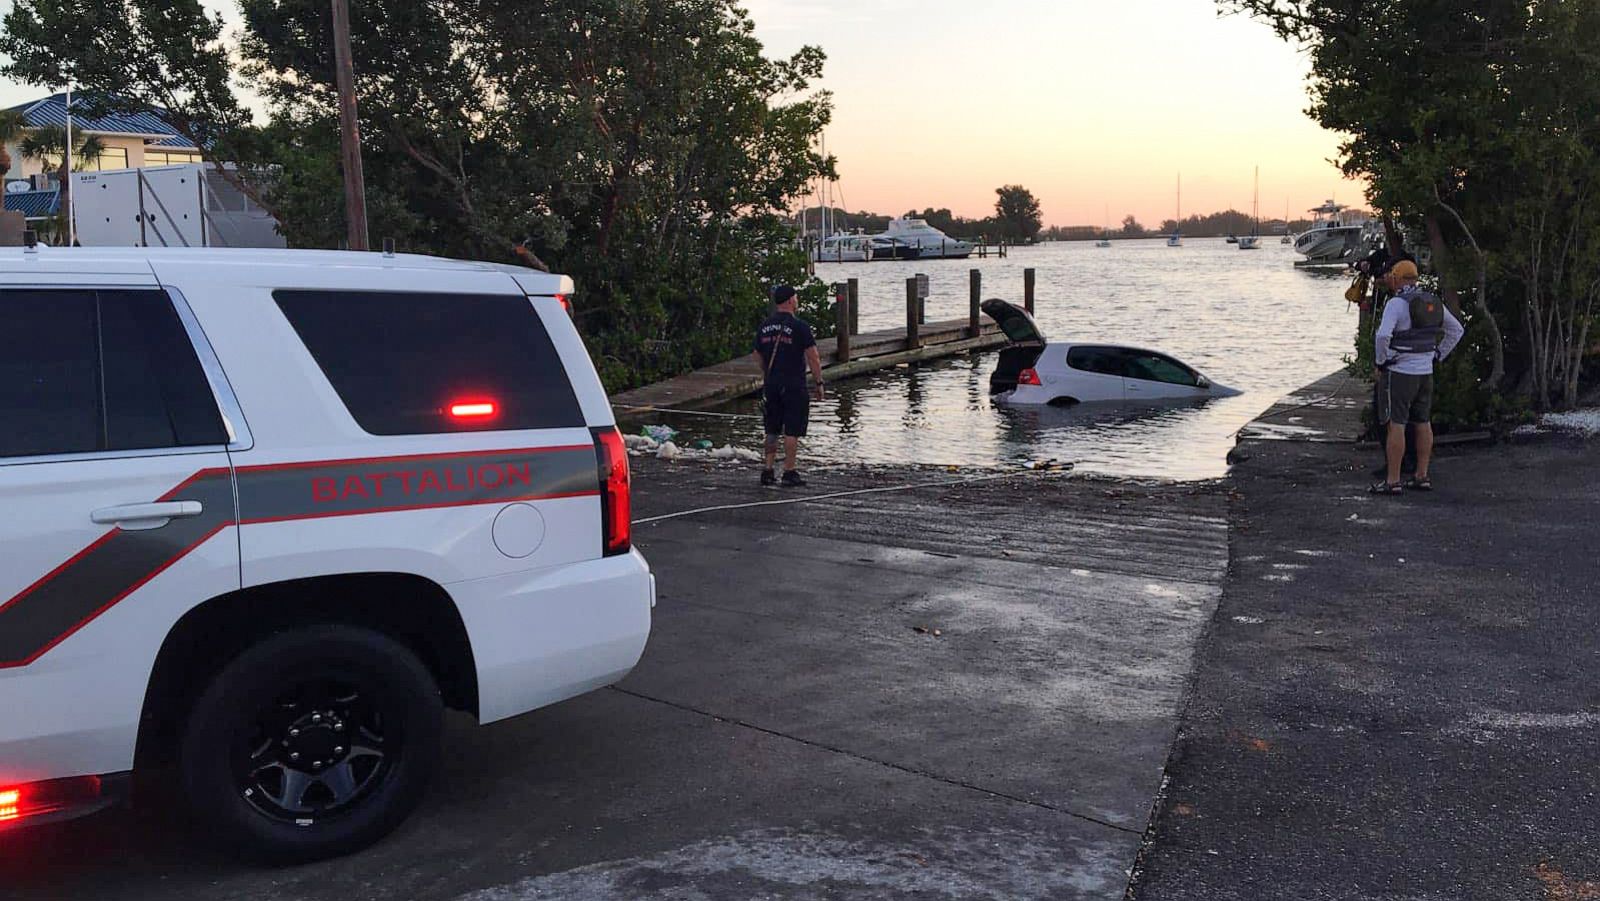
top-left (611, 269), bottom-right (1034, 414)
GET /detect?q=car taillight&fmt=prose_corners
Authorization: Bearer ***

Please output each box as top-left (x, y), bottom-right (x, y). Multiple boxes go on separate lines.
top-left (1018, 368), bottom-right (1042, 386)
top-left (554, 293), bottom-right (573, 315)
top-left (0, 776), bottom-right (101, 825)
top-left (595, 427), bottom-right (631, 556)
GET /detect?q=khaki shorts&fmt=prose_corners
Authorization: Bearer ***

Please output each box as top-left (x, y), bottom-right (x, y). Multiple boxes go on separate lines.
top-left (1379, 370), bottom-right (1433, 425)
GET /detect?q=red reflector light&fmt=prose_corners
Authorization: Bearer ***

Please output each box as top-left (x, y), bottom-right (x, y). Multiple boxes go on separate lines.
top-left (1018, 368), bottom-right (1042, 386)
top-left (595, 428), bottom-right (631, 556)
top-left (449, 401), bottom-right (498, 419)
top-left (554, 293), bottom-right (573, 314)
top-left (0, 776), bottom-right (101, 825)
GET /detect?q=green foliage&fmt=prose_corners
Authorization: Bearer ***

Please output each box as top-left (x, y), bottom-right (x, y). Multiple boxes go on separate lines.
top-left (1223, 0), bottom-right (1600, 416)
top-left (1, 0), bottom-right (833, 393)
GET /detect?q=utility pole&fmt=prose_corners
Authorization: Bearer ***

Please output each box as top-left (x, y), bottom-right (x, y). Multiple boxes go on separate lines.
top-left (330, 0), bottom-right (368, 250)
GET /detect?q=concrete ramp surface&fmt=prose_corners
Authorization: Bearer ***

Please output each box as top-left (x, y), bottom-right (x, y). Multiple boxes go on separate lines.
top-left (3, 462), bottom-right (1227, 901)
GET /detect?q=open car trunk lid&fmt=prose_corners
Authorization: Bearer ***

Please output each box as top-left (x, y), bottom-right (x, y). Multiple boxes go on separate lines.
top-left (981, 298), bottom-right (1046, 346)
top-left (982, 299), bottom-right (1047, 395)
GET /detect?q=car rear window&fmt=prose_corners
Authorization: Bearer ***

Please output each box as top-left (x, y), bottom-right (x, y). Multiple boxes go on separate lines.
top-left (274, 290), bottom-right (584, 435)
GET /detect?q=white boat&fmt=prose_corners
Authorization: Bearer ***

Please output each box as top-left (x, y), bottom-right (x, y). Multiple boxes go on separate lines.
top-left (1166, 174), bottom-right (1183, 247)
top-left (1238, 167), bottom-right (1262, 250)
top-left (1096, 205), bottom-right (1112, 247)
top-left (1292, 200), bottom-right (1366, 264)
top-left (1095, 236), bottom-right (1112, 248)
top-left (812, 234), bottom-right (871, 263)
top-left (877, 217), bottom-right (973, 259)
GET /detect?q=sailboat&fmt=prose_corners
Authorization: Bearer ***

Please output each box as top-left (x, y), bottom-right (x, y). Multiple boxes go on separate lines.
top-left (1096, 204), bottom-right (1112, 247)
top-left (1280, 199), bottom-right (1293, 244)
top-left (1238, 167), bottom-right (1262, 250)
top-left (1166, 175), bottom-right (1183, 247)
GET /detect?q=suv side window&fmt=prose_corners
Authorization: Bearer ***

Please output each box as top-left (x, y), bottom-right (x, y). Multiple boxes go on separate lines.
top-left (0, 289), bottom-right (227, 459)
top-left (274, 290), bottom-right (584, 436)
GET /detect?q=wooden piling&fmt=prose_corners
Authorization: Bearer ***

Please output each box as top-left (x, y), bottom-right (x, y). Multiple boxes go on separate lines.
top-left (969, 269), bottom-right (982, 338)
top-left (836, 286), bottom-right (852, 363)
top-left (848, 278), bottom-right (860, 335)
top-left (1024, 267), bottom-right (1036, 314)
top-left (906, 277), bottom-right (921, 349)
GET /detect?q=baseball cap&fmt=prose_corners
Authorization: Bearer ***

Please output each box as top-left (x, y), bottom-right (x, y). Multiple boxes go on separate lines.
top-left (771, 285), bottom-right (797, 303)
top-left (1389, 260), bottom-right (1419, 280)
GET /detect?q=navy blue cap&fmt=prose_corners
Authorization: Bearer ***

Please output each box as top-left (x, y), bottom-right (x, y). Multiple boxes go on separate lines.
top-left (771, 285), bottom-right (797, 303)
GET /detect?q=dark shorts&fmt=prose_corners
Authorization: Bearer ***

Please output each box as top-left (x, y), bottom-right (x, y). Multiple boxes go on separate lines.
top-left (763, 382), bottom-right (810, 437)
top-left (1379, 370), bottom-right (1433, 425)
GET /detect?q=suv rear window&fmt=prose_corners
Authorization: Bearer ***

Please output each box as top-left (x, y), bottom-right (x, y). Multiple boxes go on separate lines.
top-left (274, 290), bottom-right (584, 435)
top-left (0, 288), bottom-right (227, 459)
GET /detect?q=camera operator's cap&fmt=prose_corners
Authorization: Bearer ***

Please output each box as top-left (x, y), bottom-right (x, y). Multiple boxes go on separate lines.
top-left (1389, 260), bottom-right (1420, 280)
top-left (771, 285), bottom-right (797, 303)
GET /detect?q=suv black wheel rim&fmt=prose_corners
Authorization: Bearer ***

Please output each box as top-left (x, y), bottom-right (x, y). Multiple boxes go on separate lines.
top-left (236, 678), bottom-right (391, 823)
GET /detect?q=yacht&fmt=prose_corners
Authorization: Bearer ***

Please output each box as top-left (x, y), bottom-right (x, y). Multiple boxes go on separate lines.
top-left (1292, 200), bottom-right (1366, 264)
top-left (812, 234), bottom-right (872, 263)
top-left (876, 217), bottom-right (973, 259)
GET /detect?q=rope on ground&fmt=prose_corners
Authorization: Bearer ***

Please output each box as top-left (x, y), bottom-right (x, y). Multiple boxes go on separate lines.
top-left (632, 467), bottom-right (1072, 525)
top-left (1235, 372), bottom-right (1356, 437)
top-left (612, 403), bottom-right (762, 420)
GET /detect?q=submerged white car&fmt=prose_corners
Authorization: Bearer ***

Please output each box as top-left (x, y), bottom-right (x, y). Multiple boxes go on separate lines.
top-left (982, 299), bottom-right (1240, 405)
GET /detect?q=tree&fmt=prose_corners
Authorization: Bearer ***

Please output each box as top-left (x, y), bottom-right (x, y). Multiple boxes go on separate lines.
top-left (240, 0), bottom-right (831, 389)
top-left (1120, 214), bottom-right (1144, 237)
top-left (0, 109), bottom-right (27, 173)
top-left (18, 125), bottom-right (107, 243)
top-left (1222, 0), bottom-right (1600, 412)
top-left (0, 0), bottom-right (276, 223)
top-left (994, 185), bottom-right (1042, 242)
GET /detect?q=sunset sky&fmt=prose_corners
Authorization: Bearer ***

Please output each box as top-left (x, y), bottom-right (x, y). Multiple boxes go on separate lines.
top-left (0, 0), bottom-right (1364, 227)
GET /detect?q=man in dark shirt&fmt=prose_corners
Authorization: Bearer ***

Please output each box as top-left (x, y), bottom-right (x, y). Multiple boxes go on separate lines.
top-left (752, 285), bottom-right (825, 487)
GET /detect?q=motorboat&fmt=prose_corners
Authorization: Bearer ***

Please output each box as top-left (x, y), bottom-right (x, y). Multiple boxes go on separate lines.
top-left (1225, 234), bottom-right (1238, 244)
top-left (812, 234), bottom-right (872, 263)
top-left (1280, 233), bottom-right (1293, 245)
top-left (1095, 236), bottom-right (1112, 248)
top-left (980, 298), bottom-right (1239, 405)
top-left (1237, 235), bottom-right (1261, 250)
top-left (1293, 200), bottom-right (1366, 264)
top-left (876, 217), bottom-right (973, 259)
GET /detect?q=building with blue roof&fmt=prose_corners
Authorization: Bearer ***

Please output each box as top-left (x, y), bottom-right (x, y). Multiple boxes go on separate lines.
top-left (3, 93), bottom-right (203, 184)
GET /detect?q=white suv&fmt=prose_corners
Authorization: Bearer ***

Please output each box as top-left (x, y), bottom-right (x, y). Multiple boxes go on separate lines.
top-left (0, 245), bottom-right (652, 861)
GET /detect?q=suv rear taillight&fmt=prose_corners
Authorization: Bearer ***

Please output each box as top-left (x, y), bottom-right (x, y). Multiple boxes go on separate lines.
top-left (1017, 368), bottom-right (1042, 386)
top-left (594, 427), bottom-right (631, 556)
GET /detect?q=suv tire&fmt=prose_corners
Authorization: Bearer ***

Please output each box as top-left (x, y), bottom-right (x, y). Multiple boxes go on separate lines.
top-left (178, 624), bottom-right (443, 863)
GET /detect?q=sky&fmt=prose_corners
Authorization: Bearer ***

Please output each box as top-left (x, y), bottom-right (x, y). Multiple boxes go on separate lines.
top-left (0, 0), bottom-right (1363, 227)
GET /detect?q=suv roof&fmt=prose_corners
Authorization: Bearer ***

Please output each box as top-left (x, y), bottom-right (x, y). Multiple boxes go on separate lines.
top-left (3, 246), bottom-right (573, 295)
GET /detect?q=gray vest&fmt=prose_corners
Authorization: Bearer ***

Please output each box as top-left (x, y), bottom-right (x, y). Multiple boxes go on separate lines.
top-left (1389, 290), bottom-right (1446, 355)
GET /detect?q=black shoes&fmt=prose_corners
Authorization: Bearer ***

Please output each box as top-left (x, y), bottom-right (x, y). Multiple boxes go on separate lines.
top-left (760, 468), bottom-right (778, 487)
top-left (780, 470), bottom-right (807, 488)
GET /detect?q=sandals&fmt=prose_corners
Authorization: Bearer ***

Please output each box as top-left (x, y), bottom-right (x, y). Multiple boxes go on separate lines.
top-left (1368, 480), bottom-right (1403, 495)
top-left (1403, 476), bottom-right (1433, 492)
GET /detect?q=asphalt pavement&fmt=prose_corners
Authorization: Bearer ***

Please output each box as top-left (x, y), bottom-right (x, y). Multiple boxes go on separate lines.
top-left (2, 459), bottom-right (1228, 900)
top-left (1130, 413), bottom-right (1600, 899)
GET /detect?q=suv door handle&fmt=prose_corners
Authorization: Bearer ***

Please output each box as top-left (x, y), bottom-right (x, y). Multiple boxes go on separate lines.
top-left (91, 501), bottom-right (204, 530)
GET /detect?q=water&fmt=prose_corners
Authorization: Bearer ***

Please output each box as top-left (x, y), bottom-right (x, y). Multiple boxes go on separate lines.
top-left (643, 238), bottom-right (1356, 481)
